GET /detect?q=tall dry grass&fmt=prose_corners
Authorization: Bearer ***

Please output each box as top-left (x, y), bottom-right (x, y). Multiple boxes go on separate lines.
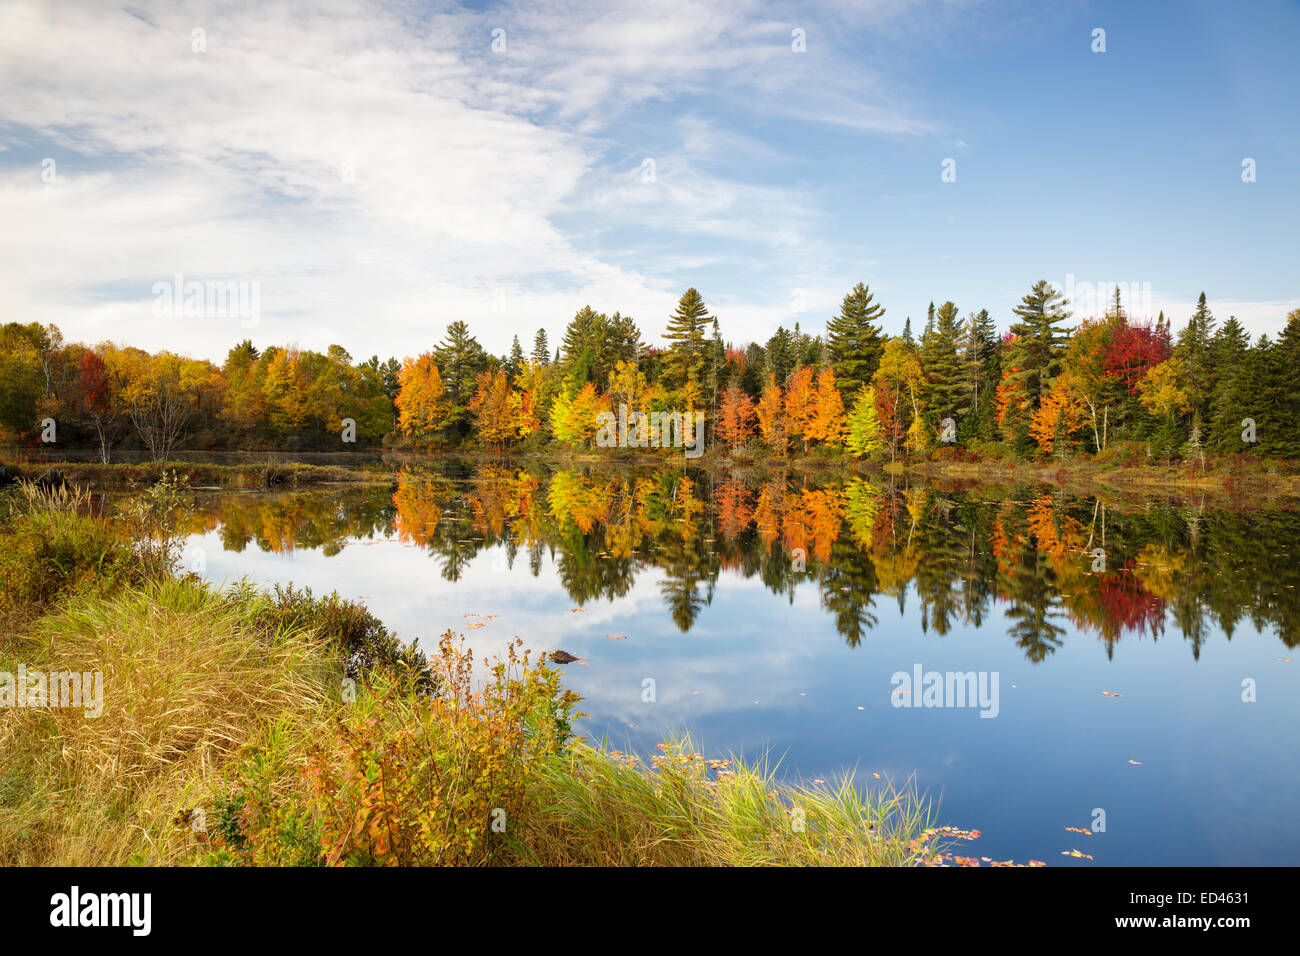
top-left (0, 577), bottom-right (341, 865)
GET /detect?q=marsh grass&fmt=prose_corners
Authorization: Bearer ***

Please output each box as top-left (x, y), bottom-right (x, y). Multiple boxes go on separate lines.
top-left (512, 736), bottom-right (935, 866)
top-left (0, 578), bottom-right (340, 866)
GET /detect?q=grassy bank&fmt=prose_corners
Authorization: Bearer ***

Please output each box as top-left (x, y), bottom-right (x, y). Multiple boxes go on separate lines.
top-left (0, 478), bottom-right (957, 867)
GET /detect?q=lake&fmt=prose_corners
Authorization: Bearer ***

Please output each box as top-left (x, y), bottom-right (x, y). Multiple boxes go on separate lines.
top-left (182, 461), bottom-right (1300, 865)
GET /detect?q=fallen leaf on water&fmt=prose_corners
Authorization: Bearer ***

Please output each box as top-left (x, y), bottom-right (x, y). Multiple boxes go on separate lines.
top-left (569, 608), bottom-right (584, 613)
top-left (1064, 826), bottom-right (1090, 835)
top-left (606, 634), bottom-right (628, 640)
top-left (1128, 759), bottom-right (1142, 765)
top-left (1278, 657), bottom-right (1294, 663)
top-left (873, 773), bottom-right (881, 779)
top-left (1102, 692), bottom-right (1122, 698)
top-left (1062, 849), bottom-right (1094, 860)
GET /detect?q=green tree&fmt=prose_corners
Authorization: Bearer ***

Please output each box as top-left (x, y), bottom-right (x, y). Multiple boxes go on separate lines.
top-left (826, 282), bottom-right (885, 399)
top-left (661, 288), bottom-right (713, 389)
top-left (1003, 279), bottom-right (1073, 415)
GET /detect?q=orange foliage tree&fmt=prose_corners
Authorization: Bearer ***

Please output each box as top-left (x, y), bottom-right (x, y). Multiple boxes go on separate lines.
top-left (806, 367), bottom-right (848, 446)
top-left (716, 381), bottom-right (757, 450)
top-left (783, 367), bottom-right (817, 452)
top-left (755, 374), bottom-right (787, 454)
top-left (396, 353), bottom-right (447, 440)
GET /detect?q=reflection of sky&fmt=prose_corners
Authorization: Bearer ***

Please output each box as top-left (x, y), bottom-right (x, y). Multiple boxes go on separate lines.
top-left (189, 528), bottom-right (1300, 866)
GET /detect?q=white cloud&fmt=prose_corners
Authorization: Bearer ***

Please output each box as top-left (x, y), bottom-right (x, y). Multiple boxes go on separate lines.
top-left (1, 0), bottom-right (927, 361)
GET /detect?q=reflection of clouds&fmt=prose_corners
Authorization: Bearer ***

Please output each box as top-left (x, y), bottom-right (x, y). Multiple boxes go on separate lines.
top-left (190, 529), bottom-right (840, 744)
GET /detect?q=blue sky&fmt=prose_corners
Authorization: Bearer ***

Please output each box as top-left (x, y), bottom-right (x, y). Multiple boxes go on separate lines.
top-left (3, 0), bottom-right (1297, 362)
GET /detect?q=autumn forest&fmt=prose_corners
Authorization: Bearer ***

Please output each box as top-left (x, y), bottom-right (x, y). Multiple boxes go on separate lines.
top-left (4, 281), bottom-right (1298, 465)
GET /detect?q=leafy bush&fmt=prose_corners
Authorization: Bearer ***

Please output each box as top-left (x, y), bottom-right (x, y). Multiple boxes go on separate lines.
top-left (305, 634), bottom-right (577, 865)
top-left (211, 634), bottom-right (578, 866)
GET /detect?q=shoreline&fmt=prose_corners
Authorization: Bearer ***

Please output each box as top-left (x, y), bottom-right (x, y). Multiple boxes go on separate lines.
top-left (6, 448), bottom-right (1298, 498)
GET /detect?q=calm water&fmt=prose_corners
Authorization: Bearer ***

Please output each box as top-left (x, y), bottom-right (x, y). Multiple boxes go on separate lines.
top-left (183, 463), bottom-right (1300, 865)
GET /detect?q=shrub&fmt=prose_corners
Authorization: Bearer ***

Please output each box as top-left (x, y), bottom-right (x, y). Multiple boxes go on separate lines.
top-left (240, 583), bottom-right (438, 694)
top-left (233, 634), bottom-right (579, 866)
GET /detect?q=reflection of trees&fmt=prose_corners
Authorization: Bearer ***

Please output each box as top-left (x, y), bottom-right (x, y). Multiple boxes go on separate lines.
top-left (190, 463), bottom-right (1300, 661)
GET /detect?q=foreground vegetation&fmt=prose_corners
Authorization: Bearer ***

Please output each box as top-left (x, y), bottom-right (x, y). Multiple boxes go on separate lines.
top-left (0, 478), bottom-right (957, 867)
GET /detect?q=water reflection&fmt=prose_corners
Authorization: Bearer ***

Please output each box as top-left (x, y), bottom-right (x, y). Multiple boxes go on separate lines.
top-left (186, 463), bottom-right (1300, 660)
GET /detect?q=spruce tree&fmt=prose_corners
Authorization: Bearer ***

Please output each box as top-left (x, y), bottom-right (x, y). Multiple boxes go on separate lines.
top-left (923, 300), bottom-right (964, 421)
top-left (1004, 279), bottom-right (1073, 406)
top-left (561, 306), bottom-right (607, 371)
top-left (826, 281), bottom-right (885, 399)
top-left (1208, 316), bottom-right (1251, 452)
top-left (661, 288), bottom-right (712, 389)
top-left (1176, 292), bottom-right (1217, 422)
top-left (507, 335), bottom-right (525, 379)
top-left (531, 328), bottom-right (550, 365)
top-left (960, 308), bottom-right (997, 424)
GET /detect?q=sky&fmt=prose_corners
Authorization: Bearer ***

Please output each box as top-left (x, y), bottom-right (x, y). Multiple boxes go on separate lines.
top-left (3, 0), bottom-right (1298, 364)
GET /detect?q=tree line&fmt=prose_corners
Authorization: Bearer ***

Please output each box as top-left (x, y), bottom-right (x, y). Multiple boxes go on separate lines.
top-left (2, 280), bottom-right (1297, 461)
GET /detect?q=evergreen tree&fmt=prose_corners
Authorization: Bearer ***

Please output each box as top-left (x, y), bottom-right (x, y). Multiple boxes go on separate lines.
top-left (1176, 292), bottom-right (1217, 422)
top-left (532, 328), bottom-right (550, 365)
top-left (561, 306), bottom-right (608, 376)
top-left (959, 308), bottom-right (997, 426)
top-left (901, 317), bottom-right (915, 347)
top-left (1207, 315), bottom-right (1251, 453)
top-left (922, 300), bottom-right (963, 421)
top-left (434, 320), bottom-right (488, 407)
top-left (763, 326), bottom-right (797, 385)
top-left (506, 335), bottom-right (525, 379)
top-left (1004, 279), bottom-right (1074, 408)
top-left (604, 311), bottom-right (644, 370)
top-left (433, 321), bottom-right (489, 440)
top-left (661, 288), bottom-right (712, 389)
top-left (826, 281), bottom-right (885, 399)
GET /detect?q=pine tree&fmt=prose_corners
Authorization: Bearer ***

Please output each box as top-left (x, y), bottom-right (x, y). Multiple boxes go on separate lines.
top-left (561, 306), bottom-right (608, 379)
top-left (1176, 292), bottom-right (1217, 422)
top-left (1207, 315), bottom-right (1251, 453)
top-left (959, 308), bottom-right (997, 425)
top-left (901, 317), bottom-right (915, 347)
top-left (661, 288), bottom-right (712, 389)
top-left (763, 326), bottom-right (796, 385)
top-left (826, 281), bottom-right (886, 400)
top-left (506, 335), bottom-right (525, 379)
top-left (922, 300), bottom-right (963, 421)
top-left (1003, 279), bottom-right (1073, 416)
top-left (531, 328), bottom-right (550, 366)
top-left (604, 311), bottom-right (644, 371)
top-left (435, 321), bottom-right (484, 401)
